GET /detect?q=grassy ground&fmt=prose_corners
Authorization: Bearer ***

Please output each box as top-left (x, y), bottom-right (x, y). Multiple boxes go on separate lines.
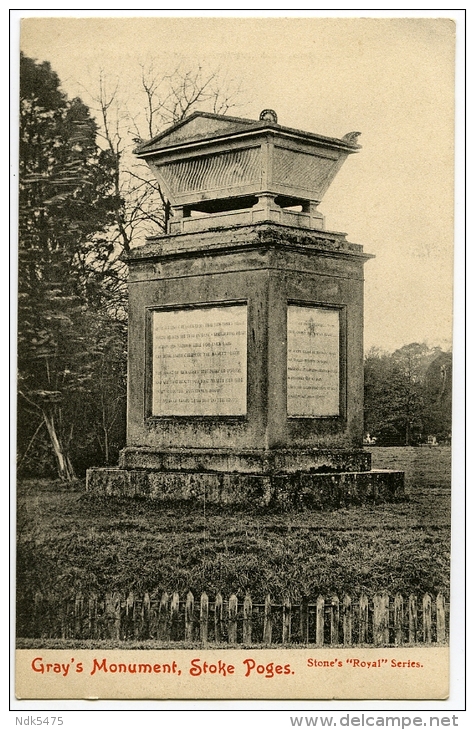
top-left (16, 447), bottom-right (451, 610)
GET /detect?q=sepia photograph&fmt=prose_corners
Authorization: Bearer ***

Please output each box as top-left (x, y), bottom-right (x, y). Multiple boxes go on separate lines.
top-left (13, 12), bottom-right (462, 705)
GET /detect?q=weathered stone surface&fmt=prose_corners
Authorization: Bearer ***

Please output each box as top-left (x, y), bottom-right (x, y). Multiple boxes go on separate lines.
top-left (119, 446), bottom-right (372, 474)
top-left (86, 467), bottom-right (404, 508)
top-left (125, 222), bottom-right (370, 454)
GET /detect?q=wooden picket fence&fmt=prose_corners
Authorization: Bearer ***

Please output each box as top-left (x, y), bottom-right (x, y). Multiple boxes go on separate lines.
top-left (19, 590), bottom-right (449, 646)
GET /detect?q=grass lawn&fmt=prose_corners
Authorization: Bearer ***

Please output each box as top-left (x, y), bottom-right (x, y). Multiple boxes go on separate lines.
top-left (16, 447), bottom-right (451, 614)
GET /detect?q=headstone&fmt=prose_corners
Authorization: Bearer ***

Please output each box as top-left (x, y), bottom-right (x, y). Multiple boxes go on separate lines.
top-left (86, 110), bottom-right (404, 507)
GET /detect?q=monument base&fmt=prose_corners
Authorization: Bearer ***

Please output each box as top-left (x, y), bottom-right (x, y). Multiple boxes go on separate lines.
top-left (118, 447), bottom-right (372, 474)
top-left (87, 448), bottom-right (404, 508)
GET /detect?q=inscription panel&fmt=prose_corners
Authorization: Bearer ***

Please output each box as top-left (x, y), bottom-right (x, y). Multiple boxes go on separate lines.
top-left (287, 305), bottom-right (340, 417)
top-left (152, 305), bottom-right (247, 416)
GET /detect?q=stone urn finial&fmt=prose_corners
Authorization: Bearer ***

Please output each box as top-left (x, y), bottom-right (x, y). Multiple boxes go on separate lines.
top-left (259, 109), bottom-right (278, 123)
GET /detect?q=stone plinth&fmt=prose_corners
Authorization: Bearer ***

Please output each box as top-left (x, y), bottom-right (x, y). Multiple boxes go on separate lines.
top-left (86, 467), bottom-right (404, 509)
top-left (118, 447), bottom-right (372, 474)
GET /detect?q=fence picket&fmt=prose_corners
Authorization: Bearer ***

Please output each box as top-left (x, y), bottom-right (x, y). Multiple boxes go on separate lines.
top-left (158, 592), bottom-right (169, 641)
top-left (423, 594), bottom-right (432, 644)
top-left (103, 592), bottom-right (112, 640)
top-left (60, 596), bottom-right (69, 640)
top-left (358, 594), bottom-right (368, 644)
top-left (263, 594), bottom-right (272, 645)
top-left (408, 594), bottom-right (418, 643)
top-left (300, 596), bottom-right (309, 644)
top-left (88, 593), bottom-right (97, 639)
top-left (96, 595), bottom-right (105, 640)
top-left (126, 591), bottom-right (135, 639)
top-left (316, 595), bottom-right (325, 647)
top-left (373, 593), bottom-right (389, 646)
top-left (105, 592), bottom-right (121, 640)
top-left (243, 592), bottom-right (253, 644)
top-left (200, 592), bottom-right (209, 644)
top-left (394, 593), bottom-right (404, 646)
top-left (215, 593), bottom-right (224, 643)
top-left (342, 595), bottom-right (352, 646)
top-left (436, 593), bottom-right (446, 644)
top-left (228, 594), bottom-right (238, 643)
top-left (185, 591), bottom-right (194, 642)
top-left (170, 592), bottom-right (180, 641)
top-left (132, 592), bottom-right (139, 639)
top-left (149, 592), bottom-right (159, 638)
top-left (142, 592), bottom-right (150, 639)
top-left (114, 593), bottom-right (122, 640)
top-left (282, 597), bottom-right (292, 644)
top-left (330, 595), bottom-right (340, 645)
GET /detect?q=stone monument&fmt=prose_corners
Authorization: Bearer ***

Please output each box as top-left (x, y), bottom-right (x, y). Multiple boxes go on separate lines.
top-left (86, 110), bottom-right (404, 507)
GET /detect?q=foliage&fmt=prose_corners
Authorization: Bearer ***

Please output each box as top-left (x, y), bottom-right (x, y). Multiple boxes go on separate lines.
top-left (422, 351), bottom-right (452, 440)
top-left (18, 54), bottom-right (126, 479)
top-left (364, 344), bottom-right (452, 445)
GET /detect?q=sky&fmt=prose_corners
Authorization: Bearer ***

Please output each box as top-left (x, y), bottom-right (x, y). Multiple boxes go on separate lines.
top-left (16, 11), bottom-right (460, 352)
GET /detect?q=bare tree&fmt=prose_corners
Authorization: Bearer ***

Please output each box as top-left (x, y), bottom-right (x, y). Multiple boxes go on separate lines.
top-left (91, 63), bottom-right (242, 251)
top-left (139, 63), bottom-right (239, 137)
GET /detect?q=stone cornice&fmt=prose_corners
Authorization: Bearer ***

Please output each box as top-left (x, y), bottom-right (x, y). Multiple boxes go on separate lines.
top-left (126, 222), bottom-right (374, 264)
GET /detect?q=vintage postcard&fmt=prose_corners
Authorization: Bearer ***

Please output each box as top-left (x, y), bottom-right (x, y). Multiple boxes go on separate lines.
top-left (14, 12), bottom-right (463, 707)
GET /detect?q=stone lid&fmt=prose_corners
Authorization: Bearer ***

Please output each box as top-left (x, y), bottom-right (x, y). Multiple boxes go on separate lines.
top-left (135, 110), bottom-right (361, 157)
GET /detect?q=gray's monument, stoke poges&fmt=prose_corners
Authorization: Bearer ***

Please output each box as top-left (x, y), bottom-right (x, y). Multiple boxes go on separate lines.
top-left (86, 110), bottom-right (404, 507)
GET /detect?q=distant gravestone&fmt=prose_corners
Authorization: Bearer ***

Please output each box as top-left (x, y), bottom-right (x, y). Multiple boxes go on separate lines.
top-left (86, 110), bottom-right (404, 506)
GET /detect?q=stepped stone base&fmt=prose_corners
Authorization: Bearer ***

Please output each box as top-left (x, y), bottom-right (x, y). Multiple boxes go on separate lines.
top-left (86, 467), bottom-right (405, 509)
top-left (119, 447), bottom-right (372, 474)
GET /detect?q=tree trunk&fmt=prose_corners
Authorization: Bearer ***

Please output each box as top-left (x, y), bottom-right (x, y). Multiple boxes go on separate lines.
top-left (100, 378), bottom-right (110, 465)
top-left (43, 410), bottom-right (76, 481)
top-left (103, 422), bottom-right (110, 465)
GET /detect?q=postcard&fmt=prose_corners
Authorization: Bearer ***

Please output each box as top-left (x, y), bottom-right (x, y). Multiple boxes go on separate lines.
top-left (14, 13), bottom-right (462, 706)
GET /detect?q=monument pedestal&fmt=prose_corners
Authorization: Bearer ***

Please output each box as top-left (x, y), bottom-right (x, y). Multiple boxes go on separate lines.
top-left (86, 222), bottom-right (404, 508)
top-left (87, 448), bottom-right (404, 508)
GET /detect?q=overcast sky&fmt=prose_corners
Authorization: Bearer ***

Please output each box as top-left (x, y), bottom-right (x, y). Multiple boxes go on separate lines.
top-left (17, 12), bottom-right (459, 352)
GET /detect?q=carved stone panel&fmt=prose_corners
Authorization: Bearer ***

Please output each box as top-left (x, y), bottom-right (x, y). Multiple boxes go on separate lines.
top-left (287, 305), bottom-right (340, 417)
top-left (152, 304), bottom-right (247, 416)
top-left (160, 147), bottom-right (261, 196)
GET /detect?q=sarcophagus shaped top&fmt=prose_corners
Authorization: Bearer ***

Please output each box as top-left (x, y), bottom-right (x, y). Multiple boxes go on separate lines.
top-left (135, 109), bottom-right (361, 234)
